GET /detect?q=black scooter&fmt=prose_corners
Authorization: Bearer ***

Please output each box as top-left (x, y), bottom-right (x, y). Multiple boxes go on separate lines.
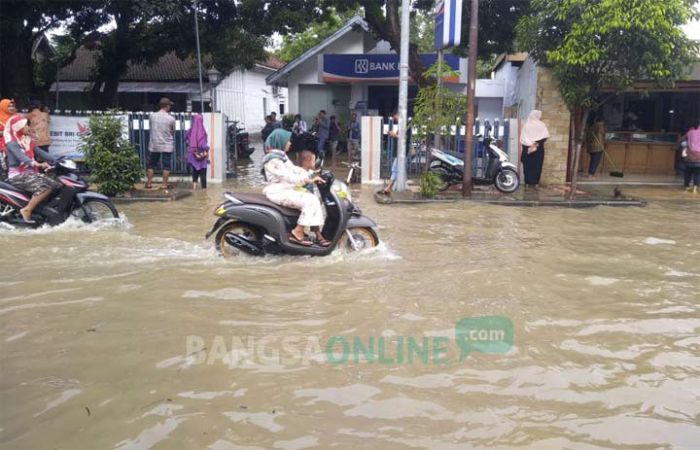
top-left (206, 170), bottom-right (379, 256)
top-left (0, 159), bottom-right (119, 228)
top-left (429, 134), bottom-right (520, 193)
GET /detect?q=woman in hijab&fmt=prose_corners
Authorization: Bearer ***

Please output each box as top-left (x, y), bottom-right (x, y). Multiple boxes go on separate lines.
top-left (185, 114), bottom-right (209, 191)
top-left (0, 98), bottom-right (18, 153)
top-left (520, 110), bottom-right (550, 188)
top-left (3, 115), bottom-right (61, 223)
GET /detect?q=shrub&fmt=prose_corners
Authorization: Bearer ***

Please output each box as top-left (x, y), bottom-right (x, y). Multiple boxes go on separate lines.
top-left (80, 115), bottom-right (142, 196)
top-left (419, 171), bottom-right (442, 198)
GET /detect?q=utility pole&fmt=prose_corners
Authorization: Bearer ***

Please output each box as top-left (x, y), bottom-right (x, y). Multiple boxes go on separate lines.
top-left (395, 0), bottom-right (411, 192)
top-left (433, 49), bottom-right (443, 152)
top-left (193, 0), bottom-right (205, 113)
top-left (462, 0), bottom-right (479, 198)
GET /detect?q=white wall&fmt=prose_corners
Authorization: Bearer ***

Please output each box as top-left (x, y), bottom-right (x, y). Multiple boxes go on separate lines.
top-left (287, 28), bottom-right (366, 113)
top-left (215, 68), bottom-right (287, 131)
top-left (514, 57), bottom-right (538, 123)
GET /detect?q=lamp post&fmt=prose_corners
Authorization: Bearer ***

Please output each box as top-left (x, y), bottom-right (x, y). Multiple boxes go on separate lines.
top-left (206, 66), bottom-right (221, 112)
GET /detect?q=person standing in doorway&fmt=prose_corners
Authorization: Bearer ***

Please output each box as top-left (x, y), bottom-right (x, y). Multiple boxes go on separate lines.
top-left (520, 110), bottom-right (550, 189)
top-left (146, 97), bottom-right (176, 190)
top-left (26, 100), bottom-right (52, 152)
top-left (347, 112), bottom-right (361, 161)
top-left (315, 110), bottom-right (329, 162)
top-left (586, 114), bottom-right (605, 178)
top-left (185, 114), bottom-right (209, 191)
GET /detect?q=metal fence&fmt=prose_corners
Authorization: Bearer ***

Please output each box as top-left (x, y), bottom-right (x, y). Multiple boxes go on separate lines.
top-left (129, 112), bottom-right (196, 175)
top-left (380, 118), bottom-right (511, 179)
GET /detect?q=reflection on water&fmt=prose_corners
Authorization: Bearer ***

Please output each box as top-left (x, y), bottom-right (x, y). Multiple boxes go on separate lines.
top-left (1, 151), bottom-right (699, 448)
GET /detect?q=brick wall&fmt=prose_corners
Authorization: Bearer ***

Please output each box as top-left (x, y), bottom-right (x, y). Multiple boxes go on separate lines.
top-left (534, 68), bottom-right (571, 185)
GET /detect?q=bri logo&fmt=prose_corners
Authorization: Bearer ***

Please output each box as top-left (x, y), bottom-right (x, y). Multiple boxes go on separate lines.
top-left (355, 59), bottom-right (369, 74)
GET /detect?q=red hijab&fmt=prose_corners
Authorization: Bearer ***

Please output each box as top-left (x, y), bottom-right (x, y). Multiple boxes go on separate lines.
top-left (4, 115), bottom-right (35, 162)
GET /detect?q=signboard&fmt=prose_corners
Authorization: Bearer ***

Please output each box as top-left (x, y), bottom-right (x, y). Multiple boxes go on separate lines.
top-left (321, 54), bottom-right (461, 83)
top-left (434, 0), bottom-right (462, 49)
top-left (49, 115), bottom-right (128, 158)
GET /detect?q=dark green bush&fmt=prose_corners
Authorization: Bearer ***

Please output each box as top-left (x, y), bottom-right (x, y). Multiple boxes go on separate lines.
top-left (420, 171), bottom-right (442, 198)
top-left (81, 115), bottom-right (142, 196)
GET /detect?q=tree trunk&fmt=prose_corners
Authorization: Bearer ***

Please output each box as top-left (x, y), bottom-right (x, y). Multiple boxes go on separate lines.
top-left (568, 108), bottom-right (590, 200)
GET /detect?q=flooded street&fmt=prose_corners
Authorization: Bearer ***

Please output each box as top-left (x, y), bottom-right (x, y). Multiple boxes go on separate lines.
top-left (1, 156), bottom-right (699, 449)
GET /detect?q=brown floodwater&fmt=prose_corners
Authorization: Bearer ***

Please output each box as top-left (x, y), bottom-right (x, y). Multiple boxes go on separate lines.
top-left (1, 154), bottom-right (699, 449)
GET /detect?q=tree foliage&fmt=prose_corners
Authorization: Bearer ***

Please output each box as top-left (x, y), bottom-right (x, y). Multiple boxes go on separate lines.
top-left (411, 61), bottom-right (466, 141)
top-left (516, 0), bottom-right (699, 197)
top-left (1, 0), bottom-right (324, 108)
top-left (81, 115), bottom-right (142, 196)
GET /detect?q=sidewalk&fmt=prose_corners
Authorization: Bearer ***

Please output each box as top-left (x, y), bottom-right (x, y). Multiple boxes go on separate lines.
top-left (373, 184), bottom-right (654, 207)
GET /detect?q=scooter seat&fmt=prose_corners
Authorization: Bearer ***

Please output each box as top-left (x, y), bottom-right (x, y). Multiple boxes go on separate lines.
top-left (229, 192), bottom-right (301, 217)
top-left (0, 181), bottom-right (32, 198)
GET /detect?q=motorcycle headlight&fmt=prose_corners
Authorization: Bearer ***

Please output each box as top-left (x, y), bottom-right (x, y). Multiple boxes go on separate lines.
top-left (331, 181), bottom-right (351, 201)
top-left (215, 206), bottom-right (225, 216)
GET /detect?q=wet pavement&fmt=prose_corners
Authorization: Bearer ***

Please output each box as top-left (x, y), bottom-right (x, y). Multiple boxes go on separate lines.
top-left (1, 151), bottom-right (699, 449)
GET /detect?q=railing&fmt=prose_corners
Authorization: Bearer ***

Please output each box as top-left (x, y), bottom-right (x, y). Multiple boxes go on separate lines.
top-left (380, 118), bottom-right (511, 179)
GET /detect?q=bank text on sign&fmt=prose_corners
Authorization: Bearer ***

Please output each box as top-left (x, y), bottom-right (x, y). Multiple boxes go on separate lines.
top-left (321, 54), bottom-right (461, 83)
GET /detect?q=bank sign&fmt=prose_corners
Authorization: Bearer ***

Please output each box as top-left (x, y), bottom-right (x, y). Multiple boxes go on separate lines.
top-left (321, 54), bottom-right (461, 83)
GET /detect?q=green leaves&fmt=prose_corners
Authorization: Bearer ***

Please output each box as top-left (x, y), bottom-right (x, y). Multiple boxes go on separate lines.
top-left (81, 115), bottom-right (142, 197)
top-left (518, 0), bottom-right (699, 112)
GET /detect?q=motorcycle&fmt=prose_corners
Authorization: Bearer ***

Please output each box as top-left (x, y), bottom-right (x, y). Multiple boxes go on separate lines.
top-left (429, 134), bottom-right (520, 193)
top-left (0, 158), bottom-right (119, 228)
top-left (206, 170), bottom-right (379, 257)
top-left (227, 122), bottom-right (255, 159)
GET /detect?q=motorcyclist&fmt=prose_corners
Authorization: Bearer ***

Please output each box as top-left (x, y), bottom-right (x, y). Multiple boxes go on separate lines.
top-left (2, 116), bottom-right (60, 223)
top-left (262, 118), bottom-right (330, 247)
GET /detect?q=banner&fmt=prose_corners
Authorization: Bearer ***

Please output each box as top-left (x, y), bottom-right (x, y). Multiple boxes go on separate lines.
top-left (434, 0), bottom-right (462, 50)
top-left (321, 54), bottom-right (461, 83)
top-left (49, 115), bottom-right (128, 158)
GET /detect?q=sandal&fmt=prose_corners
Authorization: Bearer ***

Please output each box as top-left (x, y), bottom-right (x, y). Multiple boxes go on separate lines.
top-left (317, 238), bottom-right (332, 247)
top-left (289, 234), bottom-right (313, 246)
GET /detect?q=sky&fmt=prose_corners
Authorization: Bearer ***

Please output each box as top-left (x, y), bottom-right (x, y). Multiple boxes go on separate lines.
top-left (681, 19), bottom-right (700, 40)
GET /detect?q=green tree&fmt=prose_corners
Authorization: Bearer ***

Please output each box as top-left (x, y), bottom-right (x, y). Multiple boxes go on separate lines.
top-left (517, 0), bottom-right (698, 198)
top-left (81, 115), bottom-right (143, 197)
top-left (412, 61), bottom-right (466, 142)
top-left (0, 0), bottom-right (105, 104)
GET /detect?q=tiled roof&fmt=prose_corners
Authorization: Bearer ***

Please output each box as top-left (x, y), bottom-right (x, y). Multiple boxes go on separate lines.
top-left (59, 47), bottom-right (284, 81)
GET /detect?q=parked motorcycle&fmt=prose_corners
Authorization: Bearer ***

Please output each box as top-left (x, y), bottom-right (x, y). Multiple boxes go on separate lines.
top-left (227, 122), bottom-right (255, 159)
top-left (0, 159), bottom-right (119, 228)
top-left (206, 170), bottom-right (379, 257)
top-left (429, 135), bottom-right (520, 193)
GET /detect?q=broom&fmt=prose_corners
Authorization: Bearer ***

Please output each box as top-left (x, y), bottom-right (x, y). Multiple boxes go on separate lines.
top-left (594, 133), bottom-right (624, 178)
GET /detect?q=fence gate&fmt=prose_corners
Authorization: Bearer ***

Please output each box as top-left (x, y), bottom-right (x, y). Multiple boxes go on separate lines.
top-left (129, 112), bottom-right (194, 175)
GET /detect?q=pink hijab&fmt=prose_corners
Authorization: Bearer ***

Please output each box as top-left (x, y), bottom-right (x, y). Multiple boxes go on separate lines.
top-left (687, 126), bottom-right (700, 153)
top-left (185, 114), bottom-right (209, 151)
top-left (520, 110), bottom-right (550, 146)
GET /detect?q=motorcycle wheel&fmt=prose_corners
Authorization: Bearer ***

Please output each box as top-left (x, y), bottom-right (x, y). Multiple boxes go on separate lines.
top-left (71, 199), bottom-right (119, 223)
top-left (494, 168), bottom-right (520, 193)
top-left (338, 227), bottom-right (379, 252)
top-left (429, 167), bottom-right (452, 192)
top-left (215, 222), bottom-right (260, 257)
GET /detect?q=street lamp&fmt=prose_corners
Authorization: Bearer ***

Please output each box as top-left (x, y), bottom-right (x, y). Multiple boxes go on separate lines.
top-left (207, 66), bottom-right (221, 112)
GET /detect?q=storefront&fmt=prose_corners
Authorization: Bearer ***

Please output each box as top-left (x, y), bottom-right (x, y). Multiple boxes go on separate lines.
top-left (580, 86), bottom-right (700, 178)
